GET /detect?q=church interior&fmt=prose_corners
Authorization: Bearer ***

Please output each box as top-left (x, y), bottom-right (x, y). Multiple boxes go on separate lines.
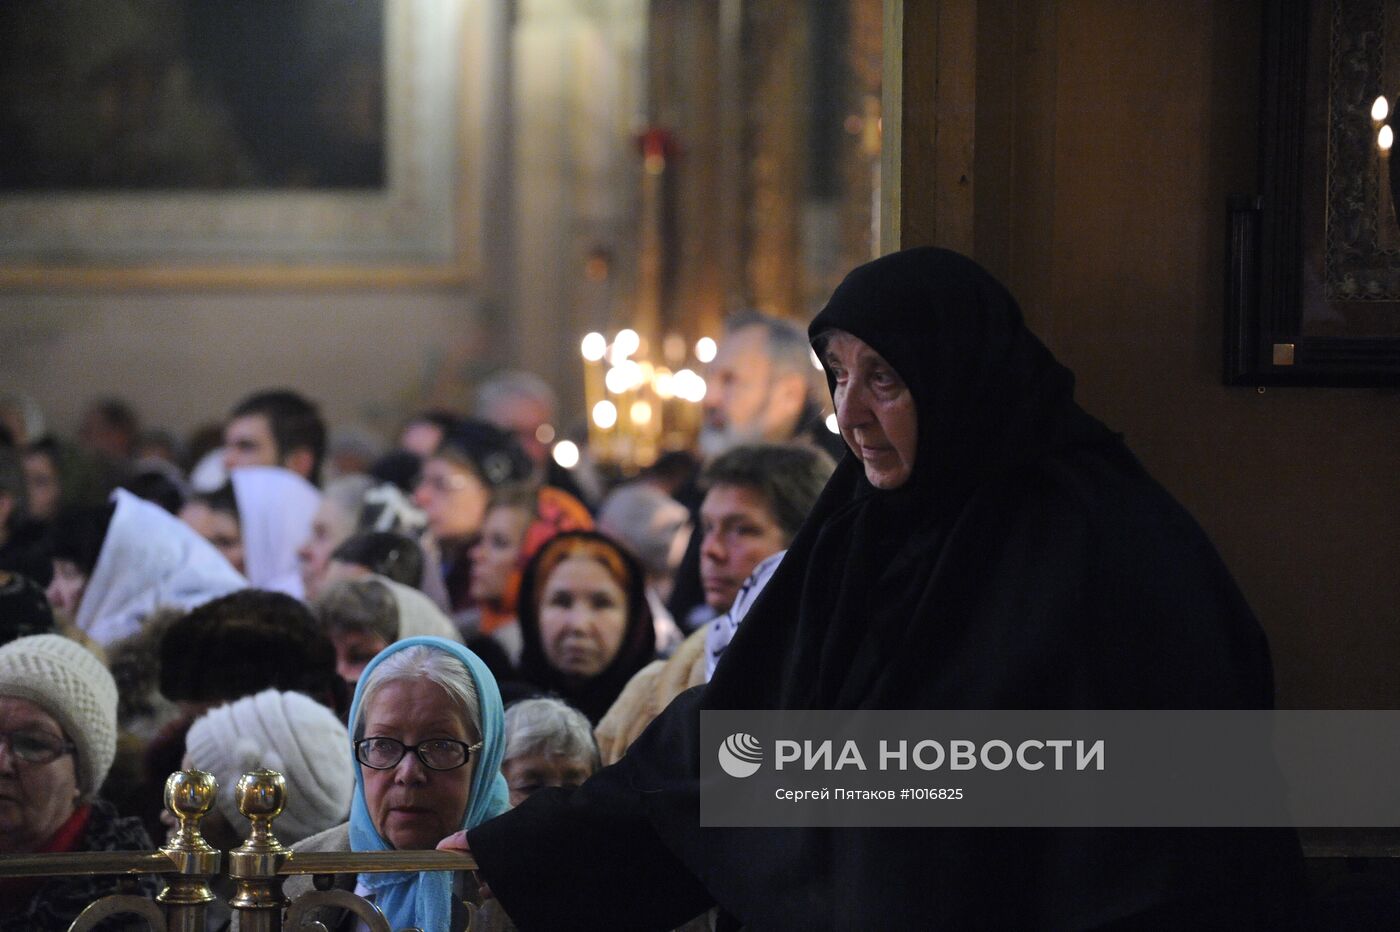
top-left (1, 1), bottom-right (1400, 928)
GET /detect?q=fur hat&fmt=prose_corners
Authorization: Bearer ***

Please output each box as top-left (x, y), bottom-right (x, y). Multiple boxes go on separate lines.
top-left (0, 633), bottom-right (117, 798)
top-left (184, 689), bottom-right (353, 844)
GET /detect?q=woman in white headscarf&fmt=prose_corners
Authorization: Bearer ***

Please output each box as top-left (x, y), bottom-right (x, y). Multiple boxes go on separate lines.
top-left (74, 489), bottom-right (245, 645)
top-left (229, 466), bottom-right (321, 597)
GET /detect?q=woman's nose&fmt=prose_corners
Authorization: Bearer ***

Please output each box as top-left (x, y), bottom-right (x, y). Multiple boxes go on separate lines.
top-left (563, 605), bottom-right (599, 633)
top-left (394, 751), bottom-right (428, 783)
top-left (835, 386), bottom-right (867, 429)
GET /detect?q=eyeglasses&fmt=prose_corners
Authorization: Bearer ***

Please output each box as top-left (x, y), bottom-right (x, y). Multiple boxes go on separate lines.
top-left (415, 472), bottom-right (475, 495)
top-left (0, 730), bottom-right (76, 765)
top-left (355, 736), bottom-right (483, 771)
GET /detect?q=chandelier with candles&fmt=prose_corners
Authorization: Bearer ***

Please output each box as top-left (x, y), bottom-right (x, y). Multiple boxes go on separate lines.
top-left (578, 327), bottom-right (716, 472)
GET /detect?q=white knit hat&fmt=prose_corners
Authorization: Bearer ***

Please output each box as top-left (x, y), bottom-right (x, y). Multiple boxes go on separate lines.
top-left (185, 689), bottom-right (353, 844)
top-left (0, 633), bottom-right (117, 798)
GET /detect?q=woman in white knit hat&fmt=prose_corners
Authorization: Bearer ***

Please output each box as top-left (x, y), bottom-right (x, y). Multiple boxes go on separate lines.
top-left (178, 689), bottom-right (354, 849)
top-left (0, 633), bottom-right (156, 930)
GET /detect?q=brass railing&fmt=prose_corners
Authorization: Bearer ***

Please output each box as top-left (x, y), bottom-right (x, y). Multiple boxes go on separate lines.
top-left (0, 768), bottom-right (481, 932)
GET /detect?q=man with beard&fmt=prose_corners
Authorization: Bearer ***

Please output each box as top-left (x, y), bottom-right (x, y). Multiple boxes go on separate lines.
top-left (669, 314), bottom-right (844, 625)
top-left (699, 312), bottom-right (842, 461)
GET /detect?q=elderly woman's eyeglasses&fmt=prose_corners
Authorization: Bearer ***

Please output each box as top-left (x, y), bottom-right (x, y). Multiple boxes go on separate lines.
top-left (355, 736), bottom-right (483, 771)
top-left (0, 730), bottom-right (76, 765)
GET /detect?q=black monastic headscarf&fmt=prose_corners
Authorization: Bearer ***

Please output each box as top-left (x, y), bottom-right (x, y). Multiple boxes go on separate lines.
top-left (703, 247), bottom-right (1127, 713)
top-left (470, 249), bottom-right (1301, 931)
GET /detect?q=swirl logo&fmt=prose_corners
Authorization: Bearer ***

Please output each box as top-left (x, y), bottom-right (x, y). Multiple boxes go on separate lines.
top-left (717, 733), bottom-right (763, 778)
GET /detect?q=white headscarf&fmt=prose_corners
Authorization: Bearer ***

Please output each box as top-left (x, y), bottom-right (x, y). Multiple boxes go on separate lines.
top-left (230, 466), bottom-right (321, 598)
top-left (185, 689), bottom-right (353, 844)
top-left (77, 489), bottom-right (246, 645)
top-left (373, 574), bottom-right (464, 644)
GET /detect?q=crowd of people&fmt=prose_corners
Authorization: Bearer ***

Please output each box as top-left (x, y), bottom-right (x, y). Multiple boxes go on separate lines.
top-left (0, 249), bottom-right (1302, 930)
top-left (0, 299), bottom-right (844, 929)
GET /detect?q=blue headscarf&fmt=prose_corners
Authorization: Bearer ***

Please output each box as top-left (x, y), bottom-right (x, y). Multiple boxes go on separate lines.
top-left (347, 636), bottom-right (510, 931)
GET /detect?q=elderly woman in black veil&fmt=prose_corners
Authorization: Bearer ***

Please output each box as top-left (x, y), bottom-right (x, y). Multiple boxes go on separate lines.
top-left (449, 249), bottom-right (1302, 930)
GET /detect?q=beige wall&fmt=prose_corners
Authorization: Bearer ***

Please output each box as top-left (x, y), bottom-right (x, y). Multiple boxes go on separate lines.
top-left (967, 1), bottom-right (1400, 707)
top-left (0, 288), bottom-right (486, 440)
top-left (0, 0), bottom-right (646, 447)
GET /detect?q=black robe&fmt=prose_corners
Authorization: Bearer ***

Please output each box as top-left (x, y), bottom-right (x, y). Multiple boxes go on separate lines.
top-left (470, 249), bottom-right (1302, 930)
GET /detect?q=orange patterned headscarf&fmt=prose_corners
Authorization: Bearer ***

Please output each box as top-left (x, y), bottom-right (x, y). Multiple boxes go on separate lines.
top-left (477, 485), bottom-right (593, 634)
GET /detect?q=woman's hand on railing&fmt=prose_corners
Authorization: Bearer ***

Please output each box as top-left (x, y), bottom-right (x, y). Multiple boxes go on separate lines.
top-left (436, 831), bottom-right (493, 900)
top-left (435, 830), bottom-right (470, 855)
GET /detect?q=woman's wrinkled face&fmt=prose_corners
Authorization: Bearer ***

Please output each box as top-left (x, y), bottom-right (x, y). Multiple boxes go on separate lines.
top-left (298, 499), bottom-right (357, 599)
top-left (502, 752), bottom-right (595, 808)
top-left (45, 559), bottom-right (87, 620)
top-left (468, 505), bottom-right (530, 603)
top-left (0, 696), bottom-right (81, 854)
top-left (538, 556), bottom-right (628, 680)
top-left (823, 330), bottom-right (918, 490)
top-left (360, 678), bottom-right (476, 850)
top-left (412, 457), bottom-right (490, 544)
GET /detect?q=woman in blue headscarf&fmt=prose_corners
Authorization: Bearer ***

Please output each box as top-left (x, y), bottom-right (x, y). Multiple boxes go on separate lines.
top-left (286, 635), bottom-right (513, 931)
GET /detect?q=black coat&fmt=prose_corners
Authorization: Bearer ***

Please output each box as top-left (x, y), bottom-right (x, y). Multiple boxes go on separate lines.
top-left (470, 249), bottom-right (1302, 930)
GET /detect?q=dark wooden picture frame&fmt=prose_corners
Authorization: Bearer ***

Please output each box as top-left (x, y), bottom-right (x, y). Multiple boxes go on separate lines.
top-left (0, 0), bottom-right (485, 289)
top-left (1227, 0), bottom-right (1400, 385)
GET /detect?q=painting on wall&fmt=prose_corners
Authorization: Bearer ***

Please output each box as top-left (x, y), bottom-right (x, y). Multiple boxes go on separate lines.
top-left (0, 0), bottom-right (483, 287)
top-left (1227, 0), bottom-right (1400, 385)
top-left (0, 1), bottom-right (385, 191)
top-left (1226, 0), bottom-right (1400, 383)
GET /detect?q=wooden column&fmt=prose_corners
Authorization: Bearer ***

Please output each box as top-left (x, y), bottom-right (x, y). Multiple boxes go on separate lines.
top-left (881, 0), bottom-right (979, 255)
top-left (649, 0), bottom-right (726, 343)
top-left (744, 0), bottom-right (810, 319)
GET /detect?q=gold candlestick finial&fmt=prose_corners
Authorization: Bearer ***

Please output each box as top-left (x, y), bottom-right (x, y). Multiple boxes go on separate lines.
top-left (227, 769), bottom-right (290, 918)
top-left (235, 768), bottom-right (287, 852)
top-left (157, 770), bottom-right (221, 910)
top-left (163, 770), bottom-right (218, 854)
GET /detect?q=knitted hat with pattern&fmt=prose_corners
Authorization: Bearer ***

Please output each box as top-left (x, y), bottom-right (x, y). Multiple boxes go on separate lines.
top-left (0, 633), bottom-right (118, 798)
top-left (184, 689), bottom-right (353, 844)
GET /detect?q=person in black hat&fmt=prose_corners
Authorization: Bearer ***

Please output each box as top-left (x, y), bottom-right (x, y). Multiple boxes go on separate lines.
top-left (411, 418), bottom-right (533, 614)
